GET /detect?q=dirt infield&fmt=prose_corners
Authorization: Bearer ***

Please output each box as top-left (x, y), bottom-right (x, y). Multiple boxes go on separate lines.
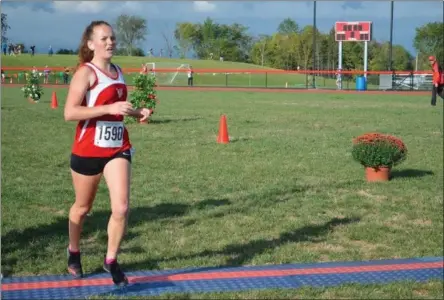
top-left (2, 83), bottom-right (430, 96)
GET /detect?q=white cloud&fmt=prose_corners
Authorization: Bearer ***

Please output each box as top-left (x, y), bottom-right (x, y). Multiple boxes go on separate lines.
top-left (52, 1), bottom-right (146, 15)
top-left (53, 1), bottom-right (105, 14)
top-left (319, 1), bottom-right (442, 19)
top-left (2, 1), bottom-right (441, 55)
top-left (117, 2), bottom-right (147, 14)
top-left (193, 1), bottom-right (217, 13)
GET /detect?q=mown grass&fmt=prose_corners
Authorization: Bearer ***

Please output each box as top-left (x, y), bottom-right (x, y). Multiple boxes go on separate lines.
top-left (1, 54), bottom-right (276, 70)
top-left (1, 87), bottom-right (443, 298)
top-left (1, 54), bottom-right (361, 89)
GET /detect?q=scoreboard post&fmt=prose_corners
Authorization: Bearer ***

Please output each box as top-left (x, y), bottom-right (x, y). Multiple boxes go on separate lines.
top-left (334, 21), bottom-right (372, 89)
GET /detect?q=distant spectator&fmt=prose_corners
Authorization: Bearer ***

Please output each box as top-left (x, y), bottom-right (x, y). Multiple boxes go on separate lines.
top-left (187, 66), bottom-right (194, 87)
top-left (8, 43), bottom-right (14, 56)
top-left (63, 66), bottom-right (70, 84)
top-left (44, 65), bottom-right (50, 84)
top-left (140, 64), bottom-right (148, 75)
top-left (335, 68), bottom-right (342, 89)
top-left (429, 56), bottom-right (444, 106)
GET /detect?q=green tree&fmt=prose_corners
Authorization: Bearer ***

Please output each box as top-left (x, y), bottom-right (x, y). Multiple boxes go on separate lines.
top-left (413, 22), bottom-right (444, 65)
top-left (274, 18), bottom-right (301, 70)
top-left (370, 42), bottom-right (413, 71)
top-left (193, 17), bottom-right (218, 59)
top-left (174, 22), bottom-right (197, 58)
top-left (115, 14), bottom-right (148, 56)
top-left (178, 18), bottom-right (253, 62)
top-left (1, 13), bottom-right (10, 44)
top-left (218, 23), bottom-right (253, 62)
top-left (328, 28), bottom-right (338, 70)
top-left (57, 48), bottom-right (77, 55)
top-left (341, 42), bottom-right (364, 70)
top-left (264, 33), bottom-right (287, 69)
top-left (250, 35), bottom-right (271, 66)
top-left (277, 18), bottom-right (299, 35)
top-left (296, 25), bottom-right (319, 69)
top-left (160, 23), bottom-right (175, 58)
top-left (115, 47), bottom-right (145, 57)
top-left (282, 33), bottom-right (299, 70)
top-left (317, 32), bottom-right (333, 72)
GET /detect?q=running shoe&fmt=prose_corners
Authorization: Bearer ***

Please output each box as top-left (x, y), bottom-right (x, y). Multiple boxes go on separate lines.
top-left (67, 248), bottom-right (83, 278)
top-left (103, 257), bottom-right (129, 286)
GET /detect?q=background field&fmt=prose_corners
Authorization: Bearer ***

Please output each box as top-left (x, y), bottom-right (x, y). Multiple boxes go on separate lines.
top-left (1, 86), bottom-right (443, 298)
top-left (1, 54), bottom-right (373, 90)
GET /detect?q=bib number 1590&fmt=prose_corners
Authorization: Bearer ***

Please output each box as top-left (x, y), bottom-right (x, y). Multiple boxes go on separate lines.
top-left (94, 121), bottom-right (124, 148)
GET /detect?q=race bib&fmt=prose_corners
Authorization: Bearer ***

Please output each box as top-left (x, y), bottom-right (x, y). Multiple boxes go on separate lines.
top-left (94, 121), bottom-right (124, 148)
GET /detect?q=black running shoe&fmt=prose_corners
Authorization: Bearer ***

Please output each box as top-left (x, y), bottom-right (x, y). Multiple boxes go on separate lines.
top-left (67, 248), bottom-right (83, 278)
top-left (103, 257), bottom-right (128, 286)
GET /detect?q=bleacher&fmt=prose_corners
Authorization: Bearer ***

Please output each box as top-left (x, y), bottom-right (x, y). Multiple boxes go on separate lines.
top-left (379, 73), bottom-right (433, 91)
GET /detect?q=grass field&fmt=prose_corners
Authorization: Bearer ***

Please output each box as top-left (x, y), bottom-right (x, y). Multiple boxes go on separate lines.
top-left (1, 54), bottom-right (367, 89)
top-left (1, 86), bottom-right (443, 299)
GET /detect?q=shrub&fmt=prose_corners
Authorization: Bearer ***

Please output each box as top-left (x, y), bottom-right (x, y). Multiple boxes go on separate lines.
top-left (21, 72), bottom-right (44, 102)
top-left (130, 73), bottom-right (157, 109)
top-left (126, 73), bottom-right (158, 123)
top-left (351, 133), bottom-right (407, 168)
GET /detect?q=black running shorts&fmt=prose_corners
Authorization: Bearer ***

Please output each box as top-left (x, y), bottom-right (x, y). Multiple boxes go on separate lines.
top-left (70, 149), bottom-right (132, 176)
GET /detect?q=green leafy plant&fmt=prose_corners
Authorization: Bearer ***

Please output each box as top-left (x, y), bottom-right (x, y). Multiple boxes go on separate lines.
top-left (21, 72), bottom-right (44, 102)
top-left (126, 73), bottom-right (158, 124)
top-left (351, 133), bottom-right (407, 168)
top-left (131, 73), bottom-right (158, 109)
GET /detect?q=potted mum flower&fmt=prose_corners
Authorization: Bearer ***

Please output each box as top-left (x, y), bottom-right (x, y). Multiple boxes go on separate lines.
top-left (21, 71), bottom-right (44, 103)
top-left (128, 73), bottom-right (158, 124)
top-left (351, 133), bottom-right (407, 182)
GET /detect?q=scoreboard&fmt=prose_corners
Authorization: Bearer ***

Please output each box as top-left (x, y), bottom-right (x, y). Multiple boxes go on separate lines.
top-left (335, 21), bottom-right (372, 42)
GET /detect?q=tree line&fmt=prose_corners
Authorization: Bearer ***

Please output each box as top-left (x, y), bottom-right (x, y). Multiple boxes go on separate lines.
top-left (175, 17), bottom-right (443, 72)
top-left (2, 13), bottom-right (442, 71)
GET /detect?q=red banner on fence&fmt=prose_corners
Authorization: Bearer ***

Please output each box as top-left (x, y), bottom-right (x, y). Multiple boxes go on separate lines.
top-left (0, 66), bottom-right (433, 76)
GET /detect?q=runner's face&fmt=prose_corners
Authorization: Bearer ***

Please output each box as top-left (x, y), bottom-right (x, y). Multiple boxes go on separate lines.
top-left (89, 25), bottom-right (116, 60)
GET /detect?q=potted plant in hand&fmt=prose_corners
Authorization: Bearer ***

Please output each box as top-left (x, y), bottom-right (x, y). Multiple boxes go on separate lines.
top-left (351, 133), bottom-right (407, 182)
top-left (21, 71), bottom-right (44, 103)
top-left (128, 73), bottom-right (158, 124)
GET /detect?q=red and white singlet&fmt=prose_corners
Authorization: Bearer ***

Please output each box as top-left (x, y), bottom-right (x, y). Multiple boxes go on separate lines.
top-left (71, 62), bottom-right (132, 158)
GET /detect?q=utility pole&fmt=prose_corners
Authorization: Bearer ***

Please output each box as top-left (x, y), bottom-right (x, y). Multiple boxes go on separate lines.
top-left (312, 0), bottom-right (317, 88)
top-left (415, 53), bottom-right (418, 72)
top-left (389, 1), bottom-right (394, 71)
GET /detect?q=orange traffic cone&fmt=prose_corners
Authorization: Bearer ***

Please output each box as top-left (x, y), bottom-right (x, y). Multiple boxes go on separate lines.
top-left (51, 91), bottom-right (58, 109)
top-left (217, 114), bottom-right (229, 144)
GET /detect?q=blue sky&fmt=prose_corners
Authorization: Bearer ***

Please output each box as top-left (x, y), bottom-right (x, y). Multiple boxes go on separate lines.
top-left (2, 1), bottom-right (443, 56)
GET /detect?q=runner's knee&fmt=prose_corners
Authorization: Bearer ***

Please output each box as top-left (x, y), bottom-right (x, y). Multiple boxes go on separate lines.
top-left (111, 202), bottom-right (129, 220)
top-left (71, 203), bottom-right (92, 218)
